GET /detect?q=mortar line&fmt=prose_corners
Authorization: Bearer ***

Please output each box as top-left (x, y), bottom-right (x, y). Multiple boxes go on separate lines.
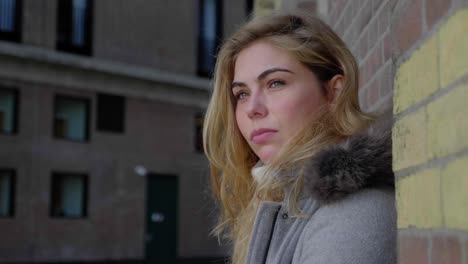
top-left (394, 73), bottom-right (468, 122)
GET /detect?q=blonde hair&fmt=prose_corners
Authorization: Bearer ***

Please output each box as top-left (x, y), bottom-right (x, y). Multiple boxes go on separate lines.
top-left (203, 11), bottom-right (375, 263)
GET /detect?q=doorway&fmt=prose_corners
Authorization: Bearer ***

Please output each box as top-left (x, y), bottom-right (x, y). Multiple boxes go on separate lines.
top-left (145, 173), bottom-right (178, 263)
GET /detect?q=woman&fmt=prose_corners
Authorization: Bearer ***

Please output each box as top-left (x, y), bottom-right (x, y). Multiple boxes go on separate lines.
top-left (203, 11), bottom-right (396, 264)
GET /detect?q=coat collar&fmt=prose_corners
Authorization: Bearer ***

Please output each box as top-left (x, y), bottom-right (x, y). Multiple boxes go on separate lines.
top-left (301, 128), bottom-right (394, 204)
top-left (252, 127), bottom-right (395, 204)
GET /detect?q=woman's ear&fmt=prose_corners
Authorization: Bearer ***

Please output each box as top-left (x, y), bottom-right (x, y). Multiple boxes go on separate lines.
top-left (326, 74), bottom-right (344, 104)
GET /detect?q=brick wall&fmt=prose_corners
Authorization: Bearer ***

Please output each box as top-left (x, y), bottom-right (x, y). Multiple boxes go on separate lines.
top-left (257, 0), bottom-right (468, 262)
top-left (393, 5), bottom-right (468, 264)
top-left (323, 0), bottom-right (394, 116)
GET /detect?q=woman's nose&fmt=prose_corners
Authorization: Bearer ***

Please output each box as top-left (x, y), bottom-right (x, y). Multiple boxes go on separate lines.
top-left (246, 92), bottom-right (268, 119)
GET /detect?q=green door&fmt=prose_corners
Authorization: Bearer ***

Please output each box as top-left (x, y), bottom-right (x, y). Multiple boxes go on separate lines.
top-left (145, 174), bottom-right (178, 263)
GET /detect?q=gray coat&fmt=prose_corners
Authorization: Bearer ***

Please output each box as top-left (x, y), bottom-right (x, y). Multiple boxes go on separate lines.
top-left (245, 131), bottom-right (396, 264)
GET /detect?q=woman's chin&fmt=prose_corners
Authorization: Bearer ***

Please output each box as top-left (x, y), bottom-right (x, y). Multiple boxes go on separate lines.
top-left (256, 147), bottom-right (277, 164)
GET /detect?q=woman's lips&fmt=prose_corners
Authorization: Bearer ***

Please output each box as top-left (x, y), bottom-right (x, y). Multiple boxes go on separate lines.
top-left (251, 128), bottom-right (277, 144)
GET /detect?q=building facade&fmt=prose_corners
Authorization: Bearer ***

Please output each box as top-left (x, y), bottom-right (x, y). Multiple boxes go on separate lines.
top-left (0, 0), bottom-right (252, 263)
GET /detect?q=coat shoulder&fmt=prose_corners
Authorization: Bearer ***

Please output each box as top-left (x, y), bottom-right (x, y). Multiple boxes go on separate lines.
top-left (293, 188), bottom-right (397, 264)
top-left (316, 188), bottom-right (396, 221)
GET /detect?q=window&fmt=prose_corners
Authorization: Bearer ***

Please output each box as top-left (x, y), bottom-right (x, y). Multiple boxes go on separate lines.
top-left (197, 0), bottom-right (223, 77)
top-left (50, 172), bottom-right (88, 218)
top-left (0, 87), bottom-right (18, 135)
top-left (53, 95), bottom-right (90, 142)
top-left (97, 93), bottom-right (125, 133)
top-left (195, 113), bottom-right (204, 153)
top-left (0, 0), bottom-right (22, 42)
top-left (0, 169), bottom-right (15, 217)
top-left (56, 0), bottom-right (93, 55)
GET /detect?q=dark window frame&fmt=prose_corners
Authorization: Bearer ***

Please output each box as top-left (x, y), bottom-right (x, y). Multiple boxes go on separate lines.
top-left (0, 0), bottom-right (22, 42)
top-left (246, 0), bottom-right (254, 17)
top-left (50, 171), bottom-right (89, 219)
top-left (0, 168), bottom-right (16, 218)
top-left (96, 93), bottom-right (126, 133)
top-left (194, 112), bottom-right (204, 153)
top-left (0, 86), bottom-right (19, 135)
top-left (53, 94), bottom-right (91, 143)
top-left (56, 0), bottom-right (94, 56)
top-left (197, 0), bottom-right (223, 78)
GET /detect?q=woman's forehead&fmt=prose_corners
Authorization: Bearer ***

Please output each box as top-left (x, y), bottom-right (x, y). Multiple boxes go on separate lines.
top-left (233, 41), bottom-right (300, 81)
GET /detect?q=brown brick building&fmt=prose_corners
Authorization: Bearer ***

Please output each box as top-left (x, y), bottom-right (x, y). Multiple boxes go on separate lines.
top-left (0, 0), bottom-right (251, 263)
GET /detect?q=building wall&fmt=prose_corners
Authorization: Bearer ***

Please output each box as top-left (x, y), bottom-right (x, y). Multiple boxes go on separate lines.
top-left (20, 0), bottom-right (232, 75)
top-left (261, 0), bottom-right (468, 262)
top-left (93, 0), bottom-right (198, 74)
top-left (21, 0), bottom-right (57, 49)
top-left (393, 4), bottom-right (468, 264)
top-left (224, 1), bottom-right (250, 37)
top-left (0, 76), bottom-right (219, 262)
top-left (0, 0), bottom-right (248, 262)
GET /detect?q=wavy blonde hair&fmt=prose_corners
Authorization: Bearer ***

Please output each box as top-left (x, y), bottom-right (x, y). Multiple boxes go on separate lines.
top-left (203, 11), bottom-right (375, 263)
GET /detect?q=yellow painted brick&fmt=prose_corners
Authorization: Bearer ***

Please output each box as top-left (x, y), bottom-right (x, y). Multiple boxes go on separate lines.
top-left (442, 155), bottom-right (468, 230)
top-left (394, 33), bottom-right (439, 114)
top-left (393, 108), bottom-right (428, 171)
top-left (255, 0), bottom-right (278, 16)
top-left (274, 0), bottom-right (282, 9)
top-left (440, 9), bottom-right (468, 87)
top-left (396, 168), bottom-right (442, 228)
top-left (427, 83), bottom-right (468, 158)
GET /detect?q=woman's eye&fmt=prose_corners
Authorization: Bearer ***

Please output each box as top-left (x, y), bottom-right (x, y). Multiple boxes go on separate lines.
top-left (269, 80), bottom-right (285, 88)
top-left (235, 91), bottom-right (248, 100)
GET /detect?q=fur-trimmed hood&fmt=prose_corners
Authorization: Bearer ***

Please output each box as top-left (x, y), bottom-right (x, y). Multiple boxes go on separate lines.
top-left (301, 128), bottom-right (394, 204)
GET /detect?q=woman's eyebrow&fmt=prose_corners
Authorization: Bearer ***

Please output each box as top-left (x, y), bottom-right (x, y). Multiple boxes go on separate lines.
top-left (231, 67), bottom-right (294, 89)
top-left (257, 67), bottom-right (294, 81)
top-left (231, 81), bottom-right (245, 89)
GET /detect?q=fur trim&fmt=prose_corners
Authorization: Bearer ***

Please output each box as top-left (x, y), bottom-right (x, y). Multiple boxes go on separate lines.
top-left (302, 129), bottom-right (394, 204)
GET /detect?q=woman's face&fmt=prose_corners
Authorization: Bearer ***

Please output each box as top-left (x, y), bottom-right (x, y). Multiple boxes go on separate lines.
top-left (232, 40), bottom-right (329, 163)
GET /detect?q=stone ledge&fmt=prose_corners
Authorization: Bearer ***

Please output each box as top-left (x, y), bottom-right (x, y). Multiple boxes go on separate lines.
top-left (0, 41), bottom-right (211, 108)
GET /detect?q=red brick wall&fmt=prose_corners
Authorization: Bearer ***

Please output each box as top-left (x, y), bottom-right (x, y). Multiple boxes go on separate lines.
top-left (325, 0), bottom-right (395, 114)
top-left (322, 0), bottom-right (458, 113)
